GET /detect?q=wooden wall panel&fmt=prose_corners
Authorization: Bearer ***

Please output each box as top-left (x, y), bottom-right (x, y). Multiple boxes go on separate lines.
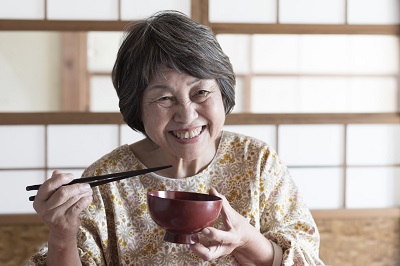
top-left (0, 224), bottom-right (49, 266)
top-left (316, 217), bottom-right (400, 265)
top-left (1, 215), bottom-right (399, 266)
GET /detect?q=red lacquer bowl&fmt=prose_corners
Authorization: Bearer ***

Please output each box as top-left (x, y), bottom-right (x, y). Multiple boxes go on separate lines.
top-left (147, 190), bottom-right (222, 244)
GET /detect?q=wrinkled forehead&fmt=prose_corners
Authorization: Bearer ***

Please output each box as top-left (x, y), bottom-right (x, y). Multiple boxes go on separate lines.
top-left (148, 67), bottom-right (193, 86)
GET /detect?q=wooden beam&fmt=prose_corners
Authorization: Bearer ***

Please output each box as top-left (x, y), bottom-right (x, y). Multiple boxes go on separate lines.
top-left (312, 208), bottom-right (400, 220)
top-left (1, 20), bottom-right (398, 35)
top-left (211, 23), bottom-right (400, 35)
top-left (0, 112), bottom-right (399, 125)
top-left (225, 113), bottom-right (400, 125)
top-left (0, 112), bottom-right (124, 125)
top-left (0, 20), bottom-right (129, 31)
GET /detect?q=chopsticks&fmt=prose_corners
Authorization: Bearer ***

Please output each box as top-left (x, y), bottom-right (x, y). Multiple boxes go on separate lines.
top-left (26, 165), bottom-right (172, 201)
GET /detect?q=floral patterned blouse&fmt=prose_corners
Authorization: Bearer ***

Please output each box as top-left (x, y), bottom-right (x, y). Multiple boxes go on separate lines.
top-left (29, 131), bottom-right (324, 266)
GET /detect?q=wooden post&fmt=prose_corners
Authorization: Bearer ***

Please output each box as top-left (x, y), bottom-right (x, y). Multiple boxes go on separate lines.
top-left (61, 32), bottom-right (88, 111)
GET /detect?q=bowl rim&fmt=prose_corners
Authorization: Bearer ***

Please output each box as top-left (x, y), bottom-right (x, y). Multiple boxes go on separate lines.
top-left (147, 190), bottom-right (222, 202)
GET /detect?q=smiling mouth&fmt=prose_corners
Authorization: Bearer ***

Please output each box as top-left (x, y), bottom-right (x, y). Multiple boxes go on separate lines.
top-left (172, 126), bottom-right (203, 139)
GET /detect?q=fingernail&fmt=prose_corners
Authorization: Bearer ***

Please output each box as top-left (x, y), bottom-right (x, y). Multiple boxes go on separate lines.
top-left (202, 228), bottom-right (211, 235)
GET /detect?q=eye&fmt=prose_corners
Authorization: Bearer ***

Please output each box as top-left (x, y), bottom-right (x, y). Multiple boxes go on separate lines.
top-left (157, 96), bottom-right (172, 101)
top-left (192, 89), bottom-right (212, 102)
top-left (154, 95), bottom-right (175, 107)
top-left (197, 90), bottom-right (210, 96)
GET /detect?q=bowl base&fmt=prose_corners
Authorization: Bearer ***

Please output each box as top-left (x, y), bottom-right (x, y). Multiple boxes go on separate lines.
top-left (164, 231), bottom-right (199, 244)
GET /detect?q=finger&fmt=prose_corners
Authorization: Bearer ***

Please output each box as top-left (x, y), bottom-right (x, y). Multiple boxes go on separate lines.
top-left (198, 231), bottom-right (211, 247)
top-left (43, 193), bottom-right (93, 237)
top-left (209, 186), bottom-right (219, 197)
top-left (190, 239), bottom-right (226, 261)
top-left (41, 190), bottom-right (93, 228)
top-left (66, 194), bottom-right (93, 219)
top-left (202, 227), bottom-right (237, 245)
top-left (190, 242), bottom-right (213, 261)
top-left (209, 187), bottom-right (234, 230)
top-left (35, 171), bottom-right (75, 203)
top-left (209, 187), bottom-right (231, 212)
top-left (46, 183), bottom-right (92, 211)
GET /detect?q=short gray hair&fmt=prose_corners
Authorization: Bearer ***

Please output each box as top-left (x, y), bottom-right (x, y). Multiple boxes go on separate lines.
top-left (112, 10), bottom-right (236, 134)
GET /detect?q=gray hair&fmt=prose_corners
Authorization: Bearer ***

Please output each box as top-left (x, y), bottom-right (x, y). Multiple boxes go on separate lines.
top-left (112, 10), bottom-right (236, 134)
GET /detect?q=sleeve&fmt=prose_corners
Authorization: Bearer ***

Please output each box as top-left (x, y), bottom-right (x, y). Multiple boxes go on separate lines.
top-left (27, 166), bottom-right (110, 266)
top-left (259, 147), bottom-right (324, 266)
top-left (27, 243), bottom-right (100, 266)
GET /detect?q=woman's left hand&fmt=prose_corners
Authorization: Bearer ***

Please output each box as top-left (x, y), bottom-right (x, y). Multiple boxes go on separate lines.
top-left (190, 187), bottom-right (274, 265)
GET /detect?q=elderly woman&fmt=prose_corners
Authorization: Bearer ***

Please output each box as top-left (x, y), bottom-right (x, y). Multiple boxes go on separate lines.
top-left (30, 11), bottom-right (324, 266)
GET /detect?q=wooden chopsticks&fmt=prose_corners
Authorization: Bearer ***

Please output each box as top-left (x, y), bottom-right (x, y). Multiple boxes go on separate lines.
top-left (26, 165), bottom-right (172, 201)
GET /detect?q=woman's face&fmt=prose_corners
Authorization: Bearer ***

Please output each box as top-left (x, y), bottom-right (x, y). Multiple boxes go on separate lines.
top-left (141, 68), bottom-right (226, 161)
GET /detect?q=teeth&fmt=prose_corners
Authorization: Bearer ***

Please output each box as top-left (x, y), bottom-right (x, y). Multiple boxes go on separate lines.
top-left (173, 127), bottom-right (202, 139)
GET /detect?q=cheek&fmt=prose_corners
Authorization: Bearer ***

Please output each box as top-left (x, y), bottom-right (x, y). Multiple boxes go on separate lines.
top-left (206, 99), bottom-right (226, 125)
top-left (142, 105), bottom-right (169, 132)
top-left (142, 106), bottom-right (157, 128)
top-left (212, 94), bottom-right (226, 115)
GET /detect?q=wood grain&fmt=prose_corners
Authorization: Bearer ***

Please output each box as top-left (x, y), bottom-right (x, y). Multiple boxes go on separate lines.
top-left (1, 210), bottom-right (399, 265)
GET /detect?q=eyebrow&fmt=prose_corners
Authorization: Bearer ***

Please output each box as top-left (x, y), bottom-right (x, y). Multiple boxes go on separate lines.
top-left (147, 78), bottom-right (202, 91)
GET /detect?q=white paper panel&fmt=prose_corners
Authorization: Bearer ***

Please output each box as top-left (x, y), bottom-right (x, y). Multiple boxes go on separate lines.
top-left (346, 167), bottom-right (400, 208)
top-left (209, 0), bottom-right (276, 23)
top-left (47, 0), bottom-right (118, 20)
top-left (90, 76), bottom-right (119, 112)
top-left (0, 0), bottom-right (44, 19)
top-left (251, 77), bottom-right (298, 113)
top-left (120, 125), bottom-right (146, 145)
top-left (348, 0), bottom-right (400, 24)
top-left (0, 170), bottom-right (44, 213)
top-left (47, 125), bottom-right (119, 168)
top-left (252, 35), bottom-right (300, 73)
top-left (348, 78), bottom-right (397, 113)
top-left (0, 32), bottom-right (61, 112)
top-left (280, 0), bottom-right (345, 24)
top-left (279, 124), bottom-right (344, 166)
top-left (290, 167), bottom-right (344, 209)
top-left (349, 35), bottom-right (399, 74)
top-left (223, 125), bottom-right (276, 149)
top-left (0, 125), bottom-right (45, 168)
top-left (252, 35), bottom-right (399, 75)
top-left (251, 76), bottom-right (397, 113)
top-left (298, 77), bottom-right (348, 113)
top-left (87, 32), bottom-right (123, 72)
top-left (121, 0), bottom-right (191, 20)
top-left (347, 124), bottom-right (400, 165)
top-left (217, 34), bottom-right (250, 74)
top-left (299, 35), bottom-right (349, 73)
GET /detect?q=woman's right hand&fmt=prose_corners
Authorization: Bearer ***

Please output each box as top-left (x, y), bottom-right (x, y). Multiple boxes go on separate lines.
top-left (33, 170), bottom-right (93, 244)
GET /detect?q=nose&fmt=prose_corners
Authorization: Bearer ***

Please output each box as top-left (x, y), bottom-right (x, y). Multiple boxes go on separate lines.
top-left (173, 101), bottom-right (198, 124)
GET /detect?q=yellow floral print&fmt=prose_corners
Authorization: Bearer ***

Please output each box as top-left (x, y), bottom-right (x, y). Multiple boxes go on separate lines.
top-left (29, 131), bottom-right (323, 266)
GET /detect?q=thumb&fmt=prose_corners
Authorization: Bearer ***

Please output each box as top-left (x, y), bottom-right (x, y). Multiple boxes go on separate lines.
top-left (209, 186), bottom-right (220, 197)
top-left (209, 187), bottom-right (234, 230)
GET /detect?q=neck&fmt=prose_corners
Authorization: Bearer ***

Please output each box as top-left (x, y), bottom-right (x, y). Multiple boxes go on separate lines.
top-left (130, 138), bottom-right (219, 179)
